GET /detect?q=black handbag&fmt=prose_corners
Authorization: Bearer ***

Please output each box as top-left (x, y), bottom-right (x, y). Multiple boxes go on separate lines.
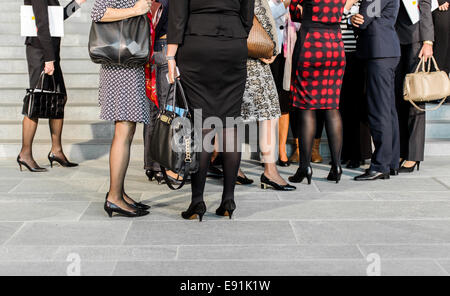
top-left (149, 79), bottom-right (199, 190)
top-left (88, 15), bottom-right (150, 67)
top-left (22, 71), bottom-right (67, 119)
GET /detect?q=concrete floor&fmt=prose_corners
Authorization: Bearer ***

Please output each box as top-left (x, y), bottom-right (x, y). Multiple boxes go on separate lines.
top-left (0, 157), bottom-right (450, 276)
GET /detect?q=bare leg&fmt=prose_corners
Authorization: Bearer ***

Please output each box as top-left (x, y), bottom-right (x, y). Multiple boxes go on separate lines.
top-left (278, 113), bottom-right (290, 162)
top-left (19, 116), bottom-right (40, 168)
top-left (107, 121), bottom-right (137, 212)
top-left (260, 119), bottom-right (288, 185)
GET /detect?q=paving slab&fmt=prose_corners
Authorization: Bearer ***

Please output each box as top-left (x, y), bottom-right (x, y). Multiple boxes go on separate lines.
top-left (0, 223), bottom-right (23, 245)
top-left (0, 261), bottom-right (116, 276)
top-left (358, 244), bottom-right (450, 259)
top-left (6, 221), bottom-right (131, 246)
top-left (0, 202), bottom-right (90, 222)
top-left (11, 179), bottom-right (105, 193)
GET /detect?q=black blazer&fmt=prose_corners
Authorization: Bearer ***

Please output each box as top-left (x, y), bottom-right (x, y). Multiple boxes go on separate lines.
top-left (167, 0), bottom-right (254, 44)
top-left (395, 0), bottom-right (435, 45)
top-left (24, 0), bottom-right (80, 62)
top-left (356, 0), bottom-right (401, 59)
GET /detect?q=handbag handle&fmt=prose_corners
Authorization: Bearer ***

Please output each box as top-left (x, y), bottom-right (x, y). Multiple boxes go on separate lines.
top-left (163, 78), bottom-right (190, 116)
top-left (407, 97), bottom-right (448, 112)
top-left (35, 71), bottom-right (57, 93)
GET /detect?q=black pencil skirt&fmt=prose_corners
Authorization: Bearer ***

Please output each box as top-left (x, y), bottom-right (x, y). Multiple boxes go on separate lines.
top-left (177, 35), bottom-right (248, 126)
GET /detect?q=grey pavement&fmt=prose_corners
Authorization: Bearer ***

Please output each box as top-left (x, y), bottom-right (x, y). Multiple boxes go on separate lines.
top-left (0, 157), bottom-right (449, 276)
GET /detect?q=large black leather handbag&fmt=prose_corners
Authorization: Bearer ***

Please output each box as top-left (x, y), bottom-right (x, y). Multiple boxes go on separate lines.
top-left (149, 79), bottom-right (199, 190)
top-left (88, 15), bottom-right (150, 67)
top-left (22, 72), bottom-right (67, 119)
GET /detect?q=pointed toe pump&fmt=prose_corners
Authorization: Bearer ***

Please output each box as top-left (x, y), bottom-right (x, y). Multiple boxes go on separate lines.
top-left (215, 199), bottom-right (236, 219)
top-left (17, 156), bottom-right (47, 172)
top-left (103, 193), bottom-right (149, 218)
top-left (260, 174), bottom-right (296, 191)
top-left (398, 161), bottom-right (421, 173)
top-left (288, 166), bottom-right (313, 184)
top-left (182, 201), bottom-right (207, 222)
top-left (327, 165), bottom-right (343, 183)
top-left (48, 152), bottom-right (78, 168)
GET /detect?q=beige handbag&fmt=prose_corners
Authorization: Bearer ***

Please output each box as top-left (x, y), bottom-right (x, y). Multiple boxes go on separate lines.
top-left (404, 56), bottom-right (450, 111)
top-left (247, 16), bottom-right (274, 59)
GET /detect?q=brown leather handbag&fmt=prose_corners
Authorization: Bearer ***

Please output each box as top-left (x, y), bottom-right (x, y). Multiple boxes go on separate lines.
top-left (404, 57), bottom-right (450, 111)
top-left (247, 16), bottom-right (274, 59)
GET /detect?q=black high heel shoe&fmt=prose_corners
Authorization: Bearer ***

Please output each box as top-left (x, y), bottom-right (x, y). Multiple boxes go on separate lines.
top-left (288, 166), bottom-right (313, 184)
top-left (124, 193), bottom-right (151, 210)
top-left (17, 156), bottom-right (47, 172)
top-left (398, 161), bottom-right (421, 173)
top-left (182, 201), bottom-right (207, 222)
top-left (276, 158), bottom-right (291, 167)
top-left (48, 152), bottom-right (78, 168)
top-left (260, 174), bottom-right (296, 191)
top-left (104, 193), bottom-right (149, 218)
top-left (216, 199), bottom-right (236, 219)
top-left (145, 169), bottom-right (156, 181)
top-left (236, 175), bottom-right (254, 185)
top-left (327, 165), bottom-right (343, 183)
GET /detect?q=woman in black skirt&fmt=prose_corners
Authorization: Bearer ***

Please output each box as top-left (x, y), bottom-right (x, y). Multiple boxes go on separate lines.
top-left (18, 0), bottom-right (86, 172)
top-left (167, 0), bottom-right (254, 221)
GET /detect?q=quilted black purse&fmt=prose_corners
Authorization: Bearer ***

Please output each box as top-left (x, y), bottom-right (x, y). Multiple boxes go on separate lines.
top-left (88, 15), bottom-right (150, 67)
top-left (149, 78), bottom-right (199, 190)
top-left (22, 72), bottom-right (67, 119)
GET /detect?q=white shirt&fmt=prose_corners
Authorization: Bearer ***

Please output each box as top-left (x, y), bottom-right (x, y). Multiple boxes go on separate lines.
top-left (269, 1), bottom-right (288, 53)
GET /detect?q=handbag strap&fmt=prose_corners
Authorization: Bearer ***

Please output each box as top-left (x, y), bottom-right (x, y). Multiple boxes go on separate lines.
top-left (35, 71), bottom-right (57, 93)
top-left (160, 165), bottom-right (189, 190)
top-left (407, 97), bottom-right (448, 112)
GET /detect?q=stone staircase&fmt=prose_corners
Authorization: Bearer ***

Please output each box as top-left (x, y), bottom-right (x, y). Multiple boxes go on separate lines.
top-left (0, 0), bottom-right (449, 163)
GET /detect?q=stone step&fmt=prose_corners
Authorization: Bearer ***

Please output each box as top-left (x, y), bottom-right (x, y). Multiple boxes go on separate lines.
top-left (0, 21), bottom-right (92, 35)
top-left (0, 10), bottom-right (93, 24)
top-left (0, 46), bottom-right (91, 60)
top-left (0, 59), bottom-right (99, 74)
top-left (0, 88), bottom-right (99, 104)
top-left (426, 121), bottom-right (450, 139)
top-left (0, 73), bottom-right (99, 89)
top-left (0, 120), bottom-right (145, 141)
top-left (0, 103), bottom-right (100, 121)
top-left (0, 34), bottom-right (89, 47)
top-left (2, 1), bottom-right (94, 12)
top-left (426, 104), bottom-right (450, 121)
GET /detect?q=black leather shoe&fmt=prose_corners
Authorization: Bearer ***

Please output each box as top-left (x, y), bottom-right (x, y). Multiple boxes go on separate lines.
top-left (104, 193), bottom-right (149, 218)
top-left (354, 170), bottom-right (390, 181)
top-left (276, 159), bottom-right (290, 167)
top-left (390, 169), bottom-right (399, 176)
top-left (346, 160), bottom-right (361, 169)
top-left (17, 156), bottom-right (47, 172)
top-left (48, 152), bottom-right (78, 168)
top-left (216, 199), bottom-right (236, 219)
top-left (182, 201), bottom-right (207, 222)
top-left (261, 174), bottom-right (296, 191)
top-left (327, 165), bottom-right (343, 183)
top-left (236, 175), bottom-right (254, 185)
top-left (399, 161), bottom-right (421, 173)
top-left (207, 166), bottom-right (224, 179)
top-left (288, 166), bottom-right (313, 184)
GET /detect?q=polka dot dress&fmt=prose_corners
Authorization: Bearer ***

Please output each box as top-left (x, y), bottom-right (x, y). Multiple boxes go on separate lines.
top-left (91, 0), bottom-right (150, 124)
top-left (290, 0), bottom-right (346, 110)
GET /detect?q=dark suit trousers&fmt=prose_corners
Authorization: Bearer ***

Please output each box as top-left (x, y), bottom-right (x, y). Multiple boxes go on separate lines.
top-left (366, 57), bottom-right (401, 173)
top-left (144, 39), bottom-right (171, 170)
top-left (395, 43), bottom-right (426, 161)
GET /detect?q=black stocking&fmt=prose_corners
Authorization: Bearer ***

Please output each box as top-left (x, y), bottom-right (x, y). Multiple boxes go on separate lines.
top-left (191, 129), bottom-right (214, 205)
top-left (297, 110), bottom-right (316, 169)
top-left (221, 127), bottom-right (241, 203)
top-left (324, 109), bottom-right (343, 168)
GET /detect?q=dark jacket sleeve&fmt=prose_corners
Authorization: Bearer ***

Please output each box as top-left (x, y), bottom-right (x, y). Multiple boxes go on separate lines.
top-left (63, 0), bottom-right (80, 20)
top-left (419, 0), bottom-right (435, 41)
top-left (358, 0), bottom-right (390, 30)
top-left (438, 0), bottom-right (447, 5)
top-left (240, 0), bottom-right (255, 35)
top-left (31, 0), bottom-right (55, 62)
top-left (167, 0), bottom-right (189, 44)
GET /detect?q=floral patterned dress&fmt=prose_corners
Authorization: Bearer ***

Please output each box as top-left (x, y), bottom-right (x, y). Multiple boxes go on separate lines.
top-left (241, 0), bottom-right (281, 122)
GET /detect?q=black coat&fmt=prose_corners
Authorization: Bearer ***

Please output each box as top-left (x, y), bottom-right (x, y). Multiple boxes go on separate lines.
top-left (396, 0), bottom-right (435, 45)
top-left (24, 0), bottom-right (80, 62)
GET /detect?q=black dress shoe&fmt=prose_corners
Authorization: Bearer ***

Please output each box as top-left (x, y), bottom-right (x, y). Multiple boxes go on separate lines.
top-left (390, 169), bottom-right (399, 176)
top-left (398, 161), bottom-right (421, 173)
top-left (48, 152), bottom-right (78, 168)
top-left (207, 166), bottom-right (224, 179)
top-left (17, 156), bottom-right (47, 172)
top-left (327, 165), bottom-right (343, 183)
top-left (182, 201), bottom-right (207, 222)
top-left (354, 170), bottom-right (390, 181)
top-left (260, 174), bottom-right (296, 191)
top-left (288, 166), bottom-right (313, 185)
top-left (104, 193), bottom-right (149, 218)
top-left (236, 175), bottom-right (254, 185)
top-left (216, 199), bottom-right (236, 219)
top-left (276, 159), bottom-right (290, 167)
top-left (346, 160), bottom-right (361, 169)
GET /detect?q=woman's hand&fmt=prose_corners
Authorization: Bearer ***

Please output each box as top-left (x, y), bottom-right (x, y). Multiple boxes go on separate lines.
top-left (167, 59), bottom-right (178, 84)
top-left (44, 61), bottom-right (55, 76)
top-left (133, 0), bottom-right (152, 16)
top-left (260, 56), bottom-right (277, 65)
top-left (439, 2), bottom-right (449, 11)
top-left (351, 13), bottom-right (364, 27)
top-left (419, 43), bottom-right (433, 62)
top-left (75, 0), bottom-right (86, 5)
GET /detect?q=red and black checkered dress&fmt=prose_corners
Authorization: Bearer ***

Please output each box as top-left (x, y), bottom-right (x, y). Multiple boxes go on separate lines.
top-left (290, 0), bottom-right (347, 110)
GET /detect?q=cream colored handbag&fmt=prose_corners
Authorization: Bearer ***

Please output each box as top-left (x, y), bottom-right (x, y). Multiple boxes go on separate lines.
top-left (404, 57), bottom-right (450, 111)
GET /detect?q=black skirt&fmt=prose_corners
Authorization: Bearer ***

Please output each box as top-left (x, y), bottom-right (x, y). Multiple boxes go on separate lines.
top-left (270, 54), bottom-right (291, 113)
top-left (177, 35), bottom-right (247, 126)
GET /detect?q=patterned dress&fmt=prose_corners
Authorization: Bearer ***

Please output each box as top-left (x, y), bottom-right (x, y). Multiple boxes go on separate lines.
top-left (91, 0), bottom-right (150, 124)
top-left (241, 0), bottom-right (281, 122)
top-left (290, 0), bottom-right (346, 110)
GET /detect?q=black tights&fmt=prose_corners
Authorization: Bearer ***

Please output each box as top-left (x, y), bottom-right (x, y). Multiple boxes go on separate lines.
top-left (297, 109), bottom-right (343, 169)
top-left (191, 128), bottom-right (241, 205)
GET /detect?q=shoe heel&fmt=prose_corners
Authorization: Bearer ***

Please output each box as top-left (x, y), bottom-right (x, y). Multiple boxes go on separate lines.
top-left (261, 183), bottom-right (268, 190)
top-left (307, 175), bottom-right (312, 185)
top-left (49, 160), bottom-right (53, 168)
top-left (104, 207), bottom-right (113, 218)
top-left (18, 163), bottom-right (22, 171)
top-left (417, 162), bottom-right (420, 171)
top-left (198, 213), bottom-right (204, 222)
top-left (228, 210), bottom-right (234, 219)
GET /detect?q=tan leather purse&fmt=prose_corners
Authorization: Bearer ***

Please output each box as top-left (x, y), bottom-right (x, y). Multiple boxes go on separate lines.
top-left (247, 16), bottom-right (274, 59)
top-left (404, 57), bottom-right (450, 111)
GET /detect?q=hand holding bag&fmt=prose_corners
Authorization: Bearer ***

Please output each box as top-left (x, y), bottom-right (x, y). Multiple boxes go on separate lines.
top-left (149, 78), bottom-right (199, 190)
top-left (88, 15), bottom-right (150, 67)
top-left (247, 16), bottom-right (275, 59)
top-left (404, 56), bottom-right (450, 111)
top-left (22, 71), bottom-right (67, 119)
